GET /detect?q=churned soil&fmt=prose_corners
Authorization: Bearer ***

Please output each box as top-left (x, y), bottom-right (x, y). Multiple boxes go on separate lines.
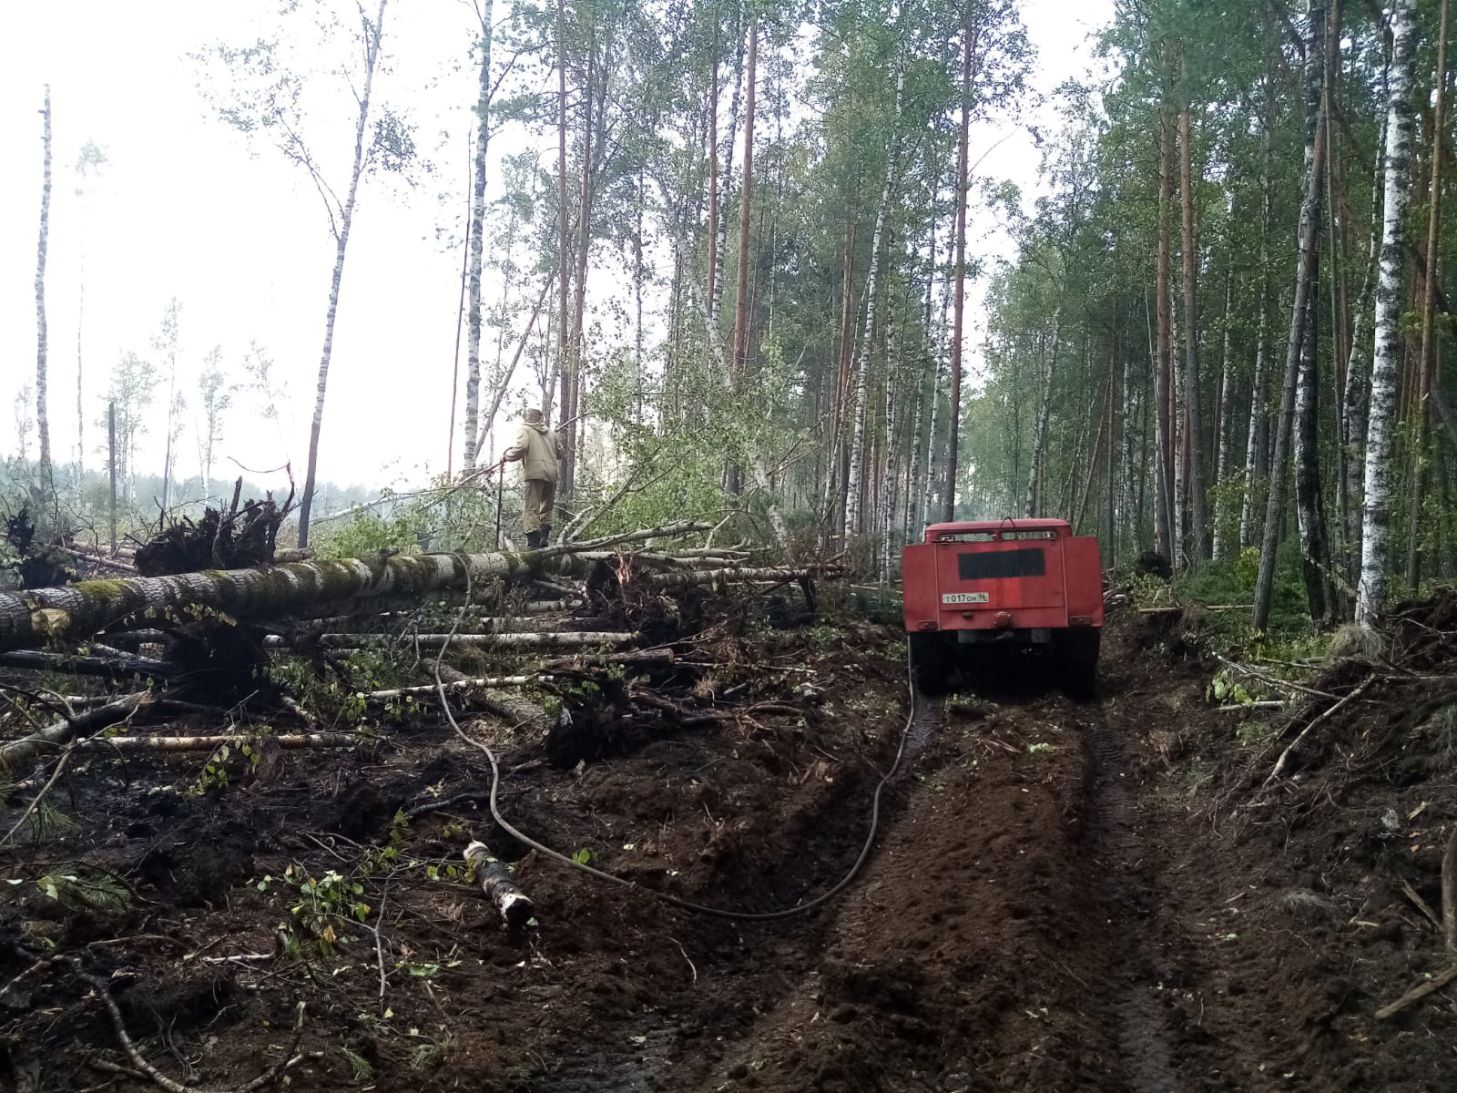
top-left (4, 600), bottom-right (1457, 1092)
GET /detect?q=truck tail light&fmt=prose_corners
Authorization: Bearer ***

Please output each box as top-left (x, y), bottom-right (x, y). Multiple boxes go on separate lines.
top-left (1069, 615), bottom-right (1094, 627)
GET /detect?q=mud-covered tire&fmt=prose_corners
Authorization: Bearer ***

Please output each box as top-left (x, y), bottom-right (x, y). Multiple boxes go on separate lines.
top-left (908, 633), bottom-right (954, 694)
top-left (1057, 630), bottom-right (1100, 700)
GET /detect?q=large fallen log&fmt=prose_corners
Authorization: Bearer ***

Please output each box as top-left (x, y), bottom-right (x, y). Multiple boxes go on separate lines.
top-left (0, 521), bottom-right (711, 651)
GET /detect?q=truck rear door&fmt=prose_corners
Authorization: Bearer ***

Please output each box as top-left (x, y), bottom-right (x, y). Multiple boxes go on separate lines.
top-left (933, 532), bottom-right (1068, 630)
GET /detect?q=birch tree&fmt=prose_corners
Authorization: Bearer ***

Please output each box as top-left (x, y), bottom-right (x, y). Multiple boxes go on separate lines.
top-left (73, 140), bottom-right (107, 481)
top-left (461, 0), bottom-right (495, 472)
top-left (199, 0), bottom-right (409, 547)
top-left (844, 61), bottom-right (904, 540)
top-left (1356, 0), bottom-right (1417, 625)
top-left (34, 86), bottom-right (54, 500)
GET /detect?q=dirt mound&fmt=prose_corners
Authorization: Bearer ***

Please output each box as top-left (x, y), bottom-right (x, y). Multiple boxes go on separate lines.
top-left (1121, 591), bottom-right (1457, 1091)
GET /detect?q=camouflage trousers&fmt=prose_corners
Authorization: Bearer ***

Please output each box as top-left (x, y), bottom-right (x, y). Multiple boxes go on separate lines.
top-left (522, 478), bottom-right (556, 534)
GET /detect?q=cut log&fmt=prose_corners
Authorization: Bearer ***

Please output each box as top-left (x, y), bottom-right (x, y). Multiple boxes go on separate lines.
top-left (0, 521), bottom-right (711, 651)
top-left (76, 732), bottom-right (357, 751)
top-left (463, 841), bottom-right (535, 929)
top-left (0, 692), bottom-right (151, 768)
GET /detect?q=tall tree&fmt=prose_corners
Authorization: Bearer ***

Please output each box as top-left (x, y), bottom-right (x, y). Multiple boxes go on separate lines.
top-left (73, 140), bottom-right (107, 480)
top-left (1405, 0), bottom-right (1449, 588)
top-left (945, 5), bottom-right (972, 522)
top-left (1252, 0), bottom-right (1329, 632)
top-left (154, 300), bottom-right (182, 512)
top-left (34, 86), bottom-right (54, 500)
top-left (1357, 0), bottom-right (1418, 625)
top-left (462, 0), bottom-right (496, 471)
top-left (201, 0), bottom-right (402, 547)
top-left (1178, 103), bottom-right (1208, 562)
top-left (196, 347), bottom-right (232, 498)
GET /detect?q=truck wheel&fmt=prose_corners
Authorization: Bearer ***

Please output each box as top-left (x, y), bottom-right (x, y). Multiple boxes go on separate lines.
top-left (908, 633), bottom-right (953, 694)
top-left (1058, 631), bottom-right (1100, 700)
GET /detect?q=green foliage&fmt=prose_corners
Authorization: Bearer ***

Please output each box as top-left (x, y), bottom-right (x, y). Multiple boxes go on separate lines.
top-left (260, 865), bottom-right (371, 960)
top-left (36, 868), bottom-right (129, 912)
top-left (186, 739), bottom-right (263, 797)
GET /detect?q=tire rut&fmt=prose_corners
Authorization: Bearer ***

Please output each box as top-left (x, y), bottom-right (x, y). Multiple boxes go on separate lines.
top-left (1077, 700), bottom-right (1185, 1093)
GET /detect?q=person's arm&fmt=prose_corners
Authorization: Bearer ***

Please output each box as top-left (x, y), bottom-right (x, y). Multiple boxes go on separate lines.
top-left (502, 425), bottom-right (530, 462)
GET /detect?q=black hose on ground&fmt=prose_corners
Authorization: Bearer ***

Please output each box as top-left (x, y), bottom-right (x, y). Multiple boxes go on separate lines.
top-left (433, 558), bottom-right (919, 921)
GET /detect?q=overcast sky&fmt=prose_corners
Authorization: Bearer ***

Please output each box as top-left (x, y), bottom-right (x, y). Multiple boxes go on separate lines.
top-left (0, 0), bottom-right (1113, 503)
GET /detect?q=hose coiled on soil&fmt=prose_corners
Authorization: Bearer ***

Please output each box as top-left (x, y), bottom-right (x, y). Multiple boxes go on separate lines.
top-left (434, 561), bottom-right (919, 921)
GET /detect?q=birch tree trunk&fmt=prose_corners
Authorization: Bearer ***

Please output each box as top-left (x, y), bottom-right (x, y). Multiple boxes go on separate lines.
top-left (1357, 0), bottom-right (1418, 625)
top-left (845, 65), bottom-right (903, 541)
top-left (0, 522), bottom-right (709, 652)
top-left (730, 18), bottom-right (758, 386)
top-left (34, 86), bottom-right (54, 499)
top-left (705, 37), bottom-right (720, 322)
top-left (1405, 0), bottom-right (1449, 589)
top-left (1178, 105), bottom-right (1208, 562)
top-left (1293, 2), bottom-right (1338, 625)
top-left (462, 0), bottom-right (494, 471)
top-left (944, 14), bottom-right (971, 522)
top-left (296, 0), bottom-right (388, 548)
top-left (1240, 94), bottom-right (1274, 550)
top-left (1024, 310), bottom-right (1061, 518)
top-left (1253, 0), bottom-right (1328, 632)
top-left (1154, 105), bottom-right (1176, 560)
top-left (1212, 268), bottom-right (1236, 559)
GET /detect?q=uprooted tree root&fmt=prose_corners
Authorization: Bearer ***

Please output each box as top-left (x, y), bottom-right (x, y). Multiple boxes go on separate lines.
top-left (135, 480), bottom-right (295, 578)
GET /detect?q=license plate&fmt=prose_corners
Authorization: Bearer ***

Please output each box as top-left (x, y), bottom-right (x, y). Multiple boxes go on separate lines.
top-left (942, 592), bottom-right (989, 605)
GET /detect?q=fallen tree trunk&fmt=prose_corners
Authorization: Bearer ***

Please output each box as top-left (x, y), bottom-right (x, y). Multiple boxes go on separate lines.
top-left (365, 676), bottom-right (539, 699)
top-left (638, 566), bottom-right (835, 589)
top-left (1, 692), bottom-right (152, 768)
top-left (0, 649), bottom-right (178, 679)
top-left (464, 841), bottom-right (535, 929)
top-left (0, 521), bottom-right (710, 651)
top-left (76, 732), bottom-right (357, 751)
top-left (262, 631), bottom-right (638, 650)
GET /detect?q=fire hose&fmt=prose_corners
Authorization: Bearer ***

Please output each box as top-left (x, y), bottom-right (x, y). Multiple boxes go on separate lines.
top-left (435, 565), bottom-right (920, 921)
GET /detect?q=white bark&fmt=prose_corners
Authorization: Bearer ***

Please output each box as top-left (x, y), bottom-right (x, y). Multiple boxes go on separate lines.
top-left (462, 0), bottom-right (494, 471)
top-left (1211, 270), bottom-right (1236, 559)
top-left (297, 0), bottom-right (389, 548)
top-left (35, 86), bottom-right (53, 497)
top-left (843, 67), bottom-right (903, 542)
top-left (1025, 309), bottom-right (1061, 518)
top-left (0, 521), bottom-right (708, 651)
top-left (1357, 0), bottom-right (1417, 625)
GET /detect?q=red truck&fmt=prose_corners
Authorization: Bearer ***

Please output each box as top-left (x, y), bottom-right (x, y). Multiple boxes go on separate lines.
top-left (901, 518), bottom-right (1103, 696)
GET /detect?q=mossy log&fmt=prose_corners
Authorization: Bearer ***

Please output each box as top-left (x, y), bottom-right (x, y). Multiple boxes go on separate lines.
top-left (0, 521), bottom-right (709, 652)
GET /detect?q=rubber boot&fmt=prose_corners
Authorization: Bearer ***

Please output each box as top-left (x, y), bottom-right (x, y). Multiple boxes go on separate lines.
top-left (539, 525), bottom-right (552, 547)
top-left (525, 530), bottom-right (542, 550)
